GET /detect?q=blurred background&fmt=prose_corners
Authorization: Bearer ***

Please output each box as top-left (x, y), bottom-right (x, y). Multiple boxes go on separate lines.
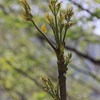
top-left (0, 0), bottom-right (100, 100)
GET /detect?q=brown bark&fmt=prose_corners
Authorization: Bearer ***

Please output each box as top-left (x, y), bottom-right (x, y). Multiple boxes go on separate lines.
top-left (57, 48), bottom-right (67, 100)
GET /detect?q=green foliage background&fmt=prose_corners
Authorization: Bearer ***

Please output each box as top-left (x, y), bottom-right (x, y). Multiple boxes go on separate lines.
top-left (0, 0), bottom-right (100, 100)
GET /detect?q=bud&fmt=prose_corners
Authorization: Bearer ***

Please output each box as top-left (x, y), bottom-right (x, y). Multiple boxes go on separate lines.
top-left (51, 0), bottom-right (57, 7)
top-left (49, 0), bottom-right (59, 15)
top-left (65, 6), bottom-right (74, 21)
top-left (20, 0), bottom-right (26, 3)
top-left (56, 2), bottom-right (61, 14)
top-left (22, 12), bottom-right (33, 21)
top-left (65, 22), bottom-right (74, 29)
top-left (68, 53), bottom-right (72, 59)
top-left (41, 77), bottom-right (48, 82)
top-left (20, 0), bottom-right (33, 21)
top-left (41, 24), bottom-right (47, 33)
top-left (45, 13), bottom-right (54, 24)
top-left (49, 4), bottom-right (54, 14)
top-left (60, 12), bottom-right (65, 23)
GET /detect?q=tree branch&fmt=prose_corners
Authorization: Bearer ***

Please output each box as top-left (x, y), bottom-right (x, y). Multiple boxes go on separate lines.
top-left (70, 64), bottom-right (100, 83)
top-left (37, 35), bottom-right (100, 65)
top-left (69, 0), bottom-right (100, 19)
top-left (0, 4), bottom-right (8, 15)
top-left (65, 45), bottom-right (100, 66)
